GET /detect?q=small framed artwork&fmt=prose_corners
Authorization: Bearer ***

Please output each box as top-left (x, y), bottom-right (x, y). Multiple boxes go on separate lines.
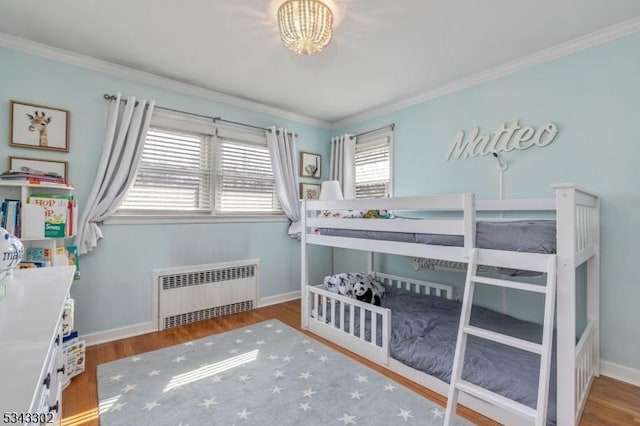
top-left (10, 100), bottom-right (70, 152)
top-left (300, 183), bottom-right (321, 200)
top-left (8, 156), bottom-right (68, 181)
top-left (300, 151), bottom-right (321, 178)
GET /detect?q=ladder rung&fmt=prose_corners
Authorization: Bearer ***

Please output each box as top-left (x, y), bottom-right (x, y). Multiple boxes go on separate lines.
top-left (472, 276), bottom-right (548, 294)
top-left (464, 326), bottom-right (542, 354)
top-left (455, 379), bottom-right (537, 420)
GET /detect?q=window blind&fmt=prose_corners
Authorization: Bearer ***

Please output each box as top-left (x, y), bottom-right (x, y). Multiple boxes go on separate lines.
top-left (120, 128), bottom-right (212, 212)
top-left (215, 132), bottom-right (280, 213)
top-left (355, 138), bottom-right (390, 199)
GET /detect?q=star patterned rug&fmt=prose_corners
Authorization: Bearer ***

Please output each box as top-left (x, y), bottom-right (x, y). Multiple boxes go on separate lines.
top-left (97, 319), bottom-right (470, 425)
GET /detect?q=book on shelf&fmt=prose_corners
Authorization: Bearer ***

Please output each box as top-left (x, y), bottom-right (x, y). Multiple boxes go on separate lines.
top-left (18, 261), bottom-right (48, 269)
top-left (25, 247), bottom-right (51, 264)
top-left (28, 194), bottom-right (75, 238)
top-left (1, 198), bottom-right (21, 236)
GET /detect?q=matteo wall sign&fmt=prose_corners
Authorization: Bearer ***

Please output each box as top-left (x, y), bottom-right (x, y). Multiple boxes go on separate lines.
top-left (447, 120), bottom-right (559, 161)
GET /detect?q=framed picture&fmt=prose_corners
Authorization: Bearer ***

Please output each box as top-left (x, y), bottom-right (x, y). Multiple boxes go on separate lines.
top-left (300, 151), bottom-right (321, 178)
top-left (10, 100), bottom-right (70, 152)
top-left (8, 156), bottom-right (68, 181)
top-left (300, 183), bottom-right (321, 200)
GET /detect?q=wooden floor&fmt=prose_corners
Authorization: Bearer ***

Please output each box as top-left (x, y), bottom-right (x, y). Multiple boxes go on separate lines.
top-left (62, 300), bottom-right (640, 426)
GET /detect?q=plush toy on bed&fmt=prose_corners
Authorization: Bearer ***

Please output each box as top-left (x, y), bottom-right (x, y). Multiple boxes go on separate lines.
top-left (324, 272), bottom-right (385, 305)
top-left (353, 280), bottom-right (381, 306)
top-left (323, 272), bottom-right (355, 298)
top-left (349, 273), bottom-right (385, 306)
top-left (363, 209), bottom-right (394, 219)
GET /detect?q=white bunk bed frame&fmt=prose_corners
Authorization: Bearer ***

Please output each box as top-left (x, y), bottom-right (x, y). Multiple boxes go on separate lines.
top-left (300, 184), bottom-right (599, 426)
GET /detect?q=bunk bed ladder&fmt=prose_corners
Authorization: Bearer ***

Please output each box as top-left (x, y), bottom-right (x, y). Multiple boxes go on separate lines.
top-left (444, 248), bottom-right (557, 426)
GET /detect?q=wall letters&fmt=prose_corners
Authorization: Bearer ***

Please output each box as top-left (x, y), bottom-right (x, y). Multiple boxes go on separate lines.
top-left (446, 120), bottom-right (559, 161)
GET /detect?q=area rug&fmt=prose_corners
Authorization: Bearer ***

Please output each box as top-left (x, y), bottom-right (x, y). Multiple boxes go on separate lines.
top-left (97, 320), bottom-right (470, 425)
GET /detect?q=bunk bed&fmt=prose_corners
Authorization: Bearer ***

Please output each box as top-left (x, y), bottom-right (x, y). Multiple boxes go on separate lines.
top-left (300, 184), bottom-right (599, 426)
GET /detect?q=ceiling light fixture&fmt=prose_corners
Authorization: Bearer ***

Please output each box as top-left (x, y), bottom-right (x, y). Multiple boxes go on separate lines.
top-left (277, 0), bottom-right (333, 56)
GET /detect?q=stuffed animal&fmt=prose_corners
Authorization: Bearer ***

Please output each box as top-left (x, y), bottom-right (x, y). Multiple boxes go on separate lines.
top-left (363, 209), bottom-right (394, 219)
top-left (324, 272), bottom-right (355, 298)
top-left (353, 280), bottom-right (381, 306)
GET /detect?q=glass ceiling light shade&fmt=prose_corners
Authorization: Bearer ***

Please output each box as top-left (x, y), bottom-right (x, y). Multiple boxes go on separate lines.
top-left (277, 0), bottom-right (333, 55)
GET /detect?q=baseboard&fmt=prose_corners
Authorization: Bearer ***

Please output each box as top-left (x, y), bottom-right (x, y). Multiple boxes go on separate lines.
top-left (83, 291), bottom-right (301, 346)
top-left (258, 290), bottom-right (301, 308)
top-left (84, 322), bottom-right (157, 347)
top-left (600, 360), bottom-right (640, 387)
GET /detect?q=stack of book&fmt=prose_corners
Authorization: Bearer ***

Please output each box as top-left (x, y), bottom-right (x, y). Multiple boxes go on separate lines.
top-left (19, 245), bottom-right (79, 272)
top-left (62, 299), bottom-right (86, 387)
top-left (0, 198), bottom-right (21, 236)
top-left (2, 194), bottom-right (77, 239)
top-left (0, 168), bottom-right (68, 186)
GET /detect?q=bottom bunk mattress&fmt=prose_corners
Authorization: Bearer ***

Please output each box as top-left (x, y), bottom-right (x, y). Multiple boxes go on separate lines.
top-left (382, 285), bottom-right (557, 424)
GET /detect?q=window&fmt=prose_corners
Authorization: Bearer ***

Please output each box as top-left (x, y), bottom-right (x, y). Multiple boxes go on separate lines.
top-left (120, 128), bottom-right (213, 212)
top-left (354, 131), bottom-right (392, 198)
top-left (215, 128), bottom-right (279, 213)
top-left (117, 115), bottom-right (281, 219)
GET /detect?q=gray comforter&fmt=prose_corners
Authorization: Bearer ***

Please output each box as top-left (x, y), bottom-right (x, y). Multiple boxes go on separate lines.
top-left (319, 219), bottom-right (557, 253)
top-left (383, 286), bottom-right (557, 425)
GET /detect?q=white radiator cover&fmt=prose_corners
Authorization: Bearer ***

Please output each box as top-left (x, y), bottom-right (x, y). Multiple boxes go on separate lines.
top-left (153, 259), bottom-right (259, 330)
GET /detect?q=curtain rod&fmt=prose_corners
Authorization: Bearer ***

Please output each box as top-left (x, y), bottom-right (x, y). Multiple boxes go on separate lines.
top-left (349, 123), bottom-right (395, 140)
top-left (103, 94), bottom-right (297, 137)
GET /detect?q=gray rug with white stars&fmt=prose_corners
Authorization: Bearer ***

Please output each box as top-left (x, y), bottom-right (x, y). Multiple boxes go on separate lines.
top-left (97, 319), bottom-right (471, 425)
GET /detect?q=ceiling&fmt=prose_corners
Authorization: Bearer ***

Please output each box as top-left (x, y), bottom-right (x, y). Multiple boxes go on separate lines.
top-left (1, 0), bottom-right (640, 124)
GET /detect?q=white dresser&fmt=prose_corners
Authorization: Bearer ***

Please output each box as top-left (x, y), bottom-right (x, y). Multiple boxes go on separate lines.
top-left (0, 266), bottom-right (75, 425)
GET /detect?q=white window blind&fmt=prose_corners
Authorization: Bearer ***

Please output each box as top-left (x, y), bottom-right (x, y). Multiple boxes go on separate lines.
top-left (355, 135), bottom-right (391, 199)
top-left (119, 122), bottom-right (281, 217)
top-left (120, 128), bottom-right (212, 212)
top-left (215, 128), bottom-right (279, 213)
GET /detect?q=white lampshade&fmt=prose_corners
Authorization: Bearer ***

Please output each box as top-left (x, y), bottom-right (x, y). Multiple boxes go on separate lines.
top-left (319, 180), bottom-right (343, 200)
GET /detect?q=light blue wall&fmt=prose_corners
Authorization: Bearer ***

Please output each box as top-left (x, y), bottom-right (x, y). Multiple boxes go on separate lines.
top-left (0, 46), bottom-right (332, 335)
top-left (337, 33), bottom-right (640, 370)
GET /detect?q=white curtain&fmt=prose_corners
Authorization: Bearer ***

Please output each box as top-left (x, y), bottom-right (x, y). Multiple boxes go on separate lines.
top-left (75, 94), bottom-right (155, 254)
top-left (330, 134), bottom-right (356, 199)
top-left (266, 126), bottom-right (300, 237)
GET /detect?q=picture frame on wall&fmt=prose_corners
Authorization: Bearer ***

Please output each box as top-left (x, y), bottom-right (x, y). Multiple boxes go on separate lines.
top-left (300, 151), bottom-right (321, 178)
top-left (300, 183), bottom-right (321, 200)
top-left (10, 100), bottom-right (70, 152)
top-left (8, 156), bottom-right (68, 182)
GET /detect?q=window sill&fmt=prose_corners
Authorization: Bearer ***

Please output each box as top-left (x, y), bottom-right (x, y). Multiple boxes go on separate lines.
top-left (103, 214), bottom-right (288, 225)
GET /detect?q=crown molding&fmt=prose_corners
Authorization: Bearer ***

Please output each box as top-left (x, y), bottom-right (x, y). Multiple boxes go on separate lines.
top-left (0, 32), bottom-right (331, 129)
top-left (333, 16), bottom-right (640, 129)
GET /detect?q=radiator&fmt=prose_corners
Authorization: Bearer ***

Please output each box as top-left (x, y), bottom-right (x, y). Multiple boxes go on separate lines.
top-left (154, 259), bottom-right (259, 330)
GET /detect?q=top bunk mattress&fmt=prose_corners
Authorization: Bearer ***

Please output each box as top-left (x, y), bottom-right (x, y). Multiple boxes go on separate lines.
top-left (319, 219), bottom-right (556, 254)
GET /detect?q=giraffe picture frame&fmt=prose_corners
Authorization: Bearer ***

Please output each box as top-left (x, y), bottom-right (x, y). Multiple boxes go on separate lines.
top-left (10, 100), bottom-right (70, 152)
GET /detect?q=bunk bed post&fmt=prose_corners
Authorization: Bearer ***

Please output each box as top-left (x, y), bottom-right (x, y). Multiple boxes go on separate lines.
top-left (463, 193), bottom-right (476, 257)
top-left (588, 199), bottom-right (600, 376)
top-left (301, 199), bottom-right (310, 329)
top-left (554, 184), bottom-right (577, 426)
top-left (366, 252), bottom-right (374, 274)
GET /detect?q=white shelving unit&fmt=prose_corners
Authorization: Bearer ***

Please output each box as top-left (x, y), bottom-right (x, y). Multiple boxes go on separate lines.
top-left (0, 181), bottom-right (75, 266)
top-left (0, 266), bottom-right (76, 424)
